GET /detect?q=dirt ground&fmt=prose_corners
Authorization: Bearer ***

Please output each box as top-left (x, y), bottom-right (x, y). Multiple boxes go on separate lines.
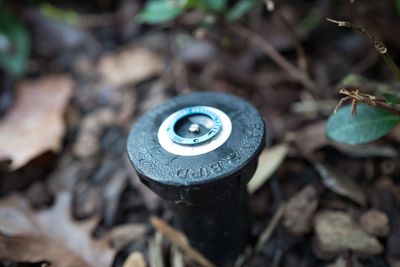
top-left (0, 1), bottom-right (400, 267)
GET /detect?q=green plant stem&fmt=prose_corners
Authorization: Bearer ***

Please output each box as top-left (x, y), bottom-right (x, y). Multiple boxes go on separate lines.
top-left (362, 100), bottom-right (400, 117)
top-left (327, 18), bottom-right (400, 82)
top-left (382, 52), bottom-right (400, 81)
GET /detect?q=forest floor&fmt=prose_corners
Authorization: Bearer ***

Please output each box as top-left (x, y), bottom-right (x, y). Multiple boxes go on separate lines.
top-left (0, 1), bottom-right (400, 267)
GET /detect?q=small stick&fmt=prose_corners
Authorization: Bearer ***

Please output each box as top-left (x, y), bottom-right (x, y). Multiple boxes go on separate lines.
top-left (230, 25), bottom-right (320, 96)
top-left (255, 203), bottom-right (285, 252)
top-left (334, 89), bottom-right (400, 117)
top-left (277, 11), bottom-right (308, 73)
top-left (327, 18), bottom-right (400, 81)
top-left (151, 217), bottom-right (217, 267)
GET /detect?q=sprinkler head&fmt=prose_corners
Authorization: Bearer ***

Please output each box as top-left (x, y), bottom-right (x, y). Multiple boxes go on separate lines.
top-left (127, 92), bottom-right (266, 265)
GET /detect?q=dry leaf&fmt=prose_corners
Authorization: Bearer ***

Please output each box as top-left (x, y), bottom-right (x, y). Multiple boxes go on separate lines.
top-left (98, 46), bottom-right (163, 87)
top-left (73, 108), bottom-right (115, 158)
top-left (388, 124), bottom-right (400, 143)
top-left (283, 185), bottom-right (318, 235)
top-left (333, 143), bottom-right (397, 158)
top-left (123, 251), bottom-right (147, 267)
top-left (150, 217), bottom-right (216, 267)
top-left (312, 161), bottom-right (366, 206)
top-left (105, 224), bottom-right (147, 250)
top-left (248, 144), bottom-right (289, 194)
top-left (149, 232), bottom-right (165, 267)
top-left (0, 192), bottom-right (115, 267)
top-left (0, 195), bottom-right (38, 236)
top-left (295, 121), bottom-right (327, 156)
top-left (313, 211), bottom-right (382, 259)
top-left (171, 245), bottom-right (185, 267)
top-left (0, 76), bottom-right (74, 170)
top-left (0, 235), bottom-right (89, 267)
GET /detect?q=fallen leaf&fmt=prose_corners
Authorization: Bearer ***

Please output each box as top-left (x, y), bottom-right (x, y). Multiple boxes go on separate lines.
top-left (0, 192), bottom-right (115, 267)
top-left (312, 161), bottom-right (366, 206)
top-left (0, 75), bottom-right (74, 170)
top-left (389, 124), bottom-right (400, 143)
top-left (0, 195), bottom-right (37, 236)
top-left (248, 144), bottom-right (289, 194)
top-left (149, 232), bottom-right (165, 267)
top-left (98, 46), bottom-right (163, 87)
top-left (105, 224), bottom-right (147, 250)
top-left (73, 108), bottom-right (115, 158)
top-left (123, 251), bottom-right (147, 267)
top-left (150, 217), bottom-right (216, 267)
top-left (333, 143), bottom-right (397, 158)
top-left (171, 245), bottom-right (184, 267)
top-left (294, 121), bottom-right (327, 156)
top-left (313, 211), bottom-right (382, 259)
top-left (0, 234), bottom-right (89, 267)
top-left (283, 185), bottom-right (318, 235)
top-left (359, 209), bottom-right (389, 237)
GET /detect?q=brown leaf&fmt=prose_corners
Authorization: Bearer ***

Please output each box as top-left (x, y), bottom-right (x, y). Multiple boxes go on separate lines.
top-left (295, 121), bottom-right (327, 156)
top-left (98, 46), bottom-right (163, 87)
top-left (312, 161), bottom-right (366, 206)
top-left (0, 235), bottom-right (89, 267)
top-left (73, 108), bottom-right (115, 158)
top-left (359, 209), bottom-right (389, 237)
top-left (0, 195), bottom-right (38, 236)
top-left (248, 144), bottom-right (289, 194)
top-left (105, 224), bottom-right (147, 250)
top-left (123, 251), bottom-right (147, 267)
top-left (0, 192), bottom-right (115, 267)
top-left (283, 185), bottom-right (318, 235)
top-left (0, 76), bottom-right (74, 170)
top-left (389, 124), bottom-right (400, 143)
top-left (313, 211), bottom-right (382, 259)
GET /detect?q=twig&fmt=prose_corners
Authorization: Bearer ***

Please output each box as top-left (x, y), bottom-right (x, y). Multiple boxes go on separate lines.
top-left (335, 89), bottom-right (400, 117)
top-left (255, 203), bottom-right (285, 252)
top-left (78, 13), bottom-right (117, 28)
top-left (277, 11), bottom-right (308, 74)
top-left (327, 18), bottom-right (400, 81)
top-left (230, 24), bottom-right (319, 96)
top-left (151, 217), bottom-right (217, 267)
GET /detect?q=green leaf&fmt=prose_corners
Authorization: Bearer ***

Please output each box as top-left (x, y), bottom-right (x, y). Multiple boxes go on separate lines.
top-left (397, 0), bottom-right (400, 16)
top-left (326, 104), bottom-right (400, 145)
top-left (383, 93), bottom-right (400, 105)
top-left (0, 10), bottom-right (30, 77)
top-left (40, 3), bottom-right (79, 25)
top-left (138, 0), bottom-right (184, 24)
top-left (202, 0), bottom-right (227, 12)
top-left (226, 0), bottom-right (254, 22)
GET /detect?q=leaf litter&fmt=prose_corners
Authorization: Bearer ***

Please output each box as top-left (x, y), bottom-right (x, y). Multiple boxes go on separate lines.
top-left (0, 76), bottom-right (73, 170)
top-left (2, 1), bottom-right (400, 267)
top-left (0, 192), bottom-right (115, 267)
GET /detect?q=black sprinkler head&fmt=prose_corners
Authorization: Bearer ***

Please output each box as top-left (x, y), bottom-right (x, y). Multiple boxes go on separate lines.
top-left (127, 92), bottom-right (266, 265)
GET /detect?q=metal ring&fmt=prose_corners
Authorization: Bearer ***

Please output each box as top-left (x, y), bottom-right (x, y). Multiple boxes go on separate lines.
top-left (166, 106), bottom-right (222, 145)
top-left (158, 106), bottom-right (232, 156)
